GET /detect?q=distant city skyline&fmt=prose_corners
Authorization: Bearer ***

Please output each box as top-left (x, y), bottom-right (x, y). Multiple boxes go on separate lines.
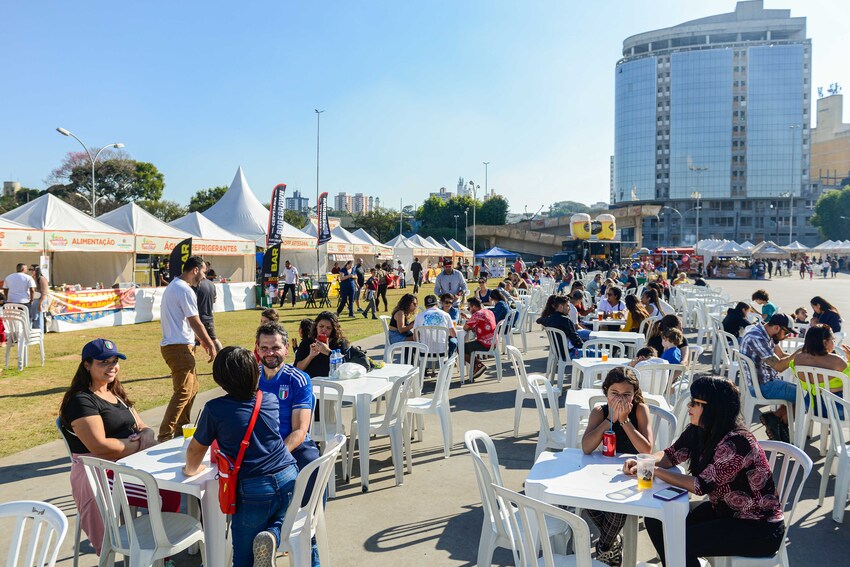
top-left (1, 1), bottom-right (846, 213)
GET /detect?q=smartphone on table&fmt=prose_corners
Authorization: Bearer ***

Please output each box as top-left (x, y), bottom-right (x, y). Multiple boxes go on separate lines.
top-left (653, 487), bottom-right (688, 501)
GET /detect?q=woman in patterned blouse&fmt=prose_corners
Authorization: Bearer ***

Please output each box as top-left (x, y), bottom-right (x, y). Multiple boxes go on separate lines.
top-left (623, 377), bottom-right (784, 567)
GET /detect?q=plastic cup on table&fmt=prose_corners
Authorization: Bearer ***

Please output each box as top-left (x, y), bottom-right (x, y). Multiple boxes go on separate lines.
top-left (636, 453), bottom-right (655, 490)
top-left (597, 311), bottom-right (604, 321)
top-left (182, 424), bottom-right (197, 439)
top-left (601, 348), bottom-right (610, 362)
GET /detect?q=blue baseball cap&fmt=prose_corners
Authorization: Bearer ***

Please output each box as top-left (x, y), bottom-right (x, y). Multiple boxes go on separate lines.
top-left (81, 338), bottom-right (127, 361)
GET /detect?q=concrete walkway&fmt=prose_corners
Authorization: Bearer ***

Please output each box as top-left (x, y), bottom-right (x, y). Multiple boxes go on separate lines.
top-left (1, 306), bottom-right (849, 565)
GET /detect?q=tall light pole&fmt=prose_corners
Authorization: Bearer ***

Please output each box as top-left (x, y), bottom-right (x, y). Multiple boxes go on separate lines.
top-left (660, 205), bottom-right (684, 246)
top-left (468, 181), bottom-right (479, 253)
top-left (689, 164), bottom-right (707, 244)
top-left (483, 161), bottom-right (489, 198)
top-left (56, 128), bottom-right (124, 217)
top-left (787, 123), bottom-right (801, 245)
top-left (454, 214), bottom-right (459, 240)
top-left (314, 109), bottom-right (324, 279)
top-left (464, 208), bottom-right (469, 248)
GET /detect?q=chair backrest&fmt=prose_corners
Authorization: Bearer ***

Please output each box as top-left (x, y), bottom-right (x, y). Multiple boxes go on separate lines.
top-left (821, 390), bottom-right (850, 460)
top-left (280, 434), bottom-right (346, 544)
top-left (528, 375), bottom-right (563, 433)
top-left (312, 380), bottom-right (345, 441)
top-left (413, 326), bottom-right (450, 356)
top-left (581, 339), bottom-right (626, 359)
top-left (671, 393), bottom-right (692, 437)
top-left (792, 365), bottom-right (849, 423)
top-left (379, 315), bottom-right (391, 337)
top-left (2, 307), bottom-right (29, 341)
top-left (544, 327), bottom-right (572, 363)
top-left (494, 317), bottom-right (511, 346)
top-left (587, 394), bottom-right (607, 410)
top-left (386, 341), bottom-right (428, 367)
top-left (733, 350), bottom-right (764, 398)
top-left (378, 369), bottom-right (419, 430)
top-left (0, 500), bottom-right (68, 567)
top-left (759, 440), bottom-right (813, 532)
top-left (492, 484), bottom-right (595, 567)
top-left (79, 456), bottom-right (170, 554)
top-left (431, 355), bottom-right (457, 406)
top-left (634, 363), bottom-right (687, 398)
top-left (648, 404), bottom-right (677, 451)
top-left (505, 345), bottom-right (530, 394)
top-left (638, 315), bottom-right (661, 337)
top-left (686, 345), bottom-right (704, 382)
top-left (464, 430), bottom-right (507, 540)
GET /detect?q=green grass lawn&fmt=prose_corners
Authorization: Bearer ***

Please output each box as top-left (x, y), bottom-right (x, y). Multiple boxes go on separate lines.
top-left (0, 282), bottom-right (450, 457)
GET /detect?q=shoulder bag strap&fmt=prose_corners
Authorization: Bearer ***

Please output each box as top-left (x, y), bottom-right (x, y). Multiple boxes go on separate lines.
top-left (233, 390), bottom-right (263, 470)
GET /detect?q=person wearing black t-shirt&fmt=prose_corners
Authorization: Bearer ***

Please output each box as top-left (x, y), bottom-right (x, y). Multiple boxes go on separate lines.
top-left (59, 339), bottom-right (179, 556)
top-left (157, 259), bottom-right (171, 286)
top-left (411, 257), bottom-right (423, 294)
top-left (295, 311), bottom-right (350, 378)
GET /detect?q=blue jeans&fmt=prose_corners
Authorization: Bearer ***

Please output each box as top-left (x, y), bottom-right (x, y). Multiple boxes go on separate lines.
top-left (577, 329), bottom-right (591, 341)
top-left (756, 379), bottom-right (797, 403)
top-left (232, 465), bottom-right (298, 567)
top-left (447, 337), bottom-right (458, 357)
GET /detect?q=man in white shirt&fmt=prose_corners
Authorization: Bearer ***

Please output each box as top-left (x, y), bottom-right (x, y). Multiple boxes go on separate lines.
top-left (280, 260), bottom-right (300, 307)
top-left (158, 256), bottom-right (218, 441)
top-left (413, 294), bottom-right (458, 356)
top-left (3, 263), bottom-right (35, 306)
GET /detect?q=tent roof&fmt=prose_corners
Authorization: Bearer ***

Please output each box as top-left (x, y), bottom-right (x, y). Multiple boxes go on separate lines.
top-left (2, 194), bottom-right (128, 234)
top-left (739, 240), bottom-right (755, 250)
top-left (201, 167), bottom-right (270, 245)
top-left (424, 236), bottom-right (452, 252)
top-left (169, 212), bottom-right (251, 242)
top-left (0, 217), bottom-right (33, 230)
top-left (750, 240), bottom-right (790, 258)
top-left (385, 234), bottom-right (408, 247)
top-left (476, 246), bottom-right (519, 259)
top-left (302, 222), bottom-right (346, 244)
top-left (445, 238), bottom-right (473, 253)
top-left (407, 234), bottom-right (446, 251)
top-left (98, 203), bottom-right (193, 239)
top-left (353, 228), bottom-right (388, 247)
top-left (813, 240), bottom-right (836, 250)
top-left (713, 241), bottom-right (750, 255)
top-left (784, 241), bottom-right (809, 251)
top-left (332, 226), bottom-right (372, 247)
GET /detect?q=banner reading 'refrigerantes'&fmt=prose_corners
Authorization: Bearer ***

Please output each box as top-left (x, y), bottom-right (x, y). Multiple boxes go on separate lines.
top-left (266, 183), bottom-right (287, 247)
top-left (317, 192), bottom-right (332, 245)
top-left (169, 238), bottom-right (192, 280)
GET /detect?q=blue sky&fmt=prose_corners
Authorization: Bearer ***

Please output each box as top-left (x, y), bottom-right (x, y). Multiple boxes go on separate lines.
top-left (2, 1), bottom-right (846, 214)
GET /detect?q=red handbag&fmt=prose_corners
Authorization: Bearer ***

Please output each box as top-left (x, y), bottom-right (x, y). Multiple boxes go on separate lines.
top-left (212, 390), bottom-right (263, 515)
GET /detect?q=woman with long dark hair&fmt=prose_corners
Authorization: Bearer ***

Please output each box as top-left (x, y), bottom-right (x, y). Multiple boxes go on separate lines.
top-left (641, 287), bottom-right (662, 317)
top-left (536, 294), bottom-right (584, 357)
top-left (295, 311), bottom-right (350, 377)
top-left (59, 339), bottom-right (179, 557)
top-left (624, 377), bottom-right (785, 566)
top-left (722, 301), bottom-right (752, 338)
top-left (623, 294), bottom-right (649, 333)
top-left (789, 324), bottom-right (848, 415)
top-left (388, 293), bottom-right (418, 344)
top-left (810, 296), bottom-right (842, 332)
top-left (184, 346), bottom-right (298, 566)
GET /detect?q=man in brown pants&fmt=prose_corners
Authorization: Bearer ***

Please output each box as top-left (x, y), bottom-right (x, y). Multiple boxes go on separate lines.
top-left (158, 256), bottom-right (218, 441)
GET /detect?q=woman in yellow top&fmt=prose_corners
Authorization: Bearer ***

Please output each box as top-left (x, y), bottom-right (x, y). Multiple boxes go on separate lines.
top-left (671, 272), bottom-right (689, 286)
top-left (623, 294), bottom-right (650, 333)
top-left (790, 324), bottom-right (849, 399)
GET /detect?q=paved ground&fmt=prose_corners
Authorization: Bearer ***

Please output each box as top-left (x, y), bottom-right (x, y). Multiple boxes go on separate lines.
top-left (1, 275), bottom-right (849, 565)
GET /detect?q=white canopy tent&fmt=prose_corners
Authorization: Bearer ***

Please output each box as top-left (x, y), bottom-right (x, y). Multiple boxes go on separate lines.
top-left (784, 241), bottom-right (810, 252)
top-left (302, 222), bottom-right (354, 275)
top-left (423, 236), bottom-right (454, 256)
top-left (333, 226), bottom-right (378, 266)
top-left (385, 234), bottom-right (439, 276)
top-left (750, 240), bottom-right (790, 259)
top-left (445, 238), bottom-right (474, 262)
top-left (1, 194), bottom-right (135, 287)
top-left (353, 228), bottom-right (394, 261)
top-left (0, 217), bottom-right (44, 280)
top-left (202, 167), bottom-right (271, 246)
top-left (739, 241), bottom-right (755, 251)
top-left (169, 213), bottom-right (255, 282)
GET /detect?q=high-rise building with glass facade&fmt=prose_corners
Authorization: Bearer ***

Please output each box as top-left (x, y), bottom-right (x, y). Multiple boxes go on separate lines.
top-left (613, 0), bottom-right (819, 246)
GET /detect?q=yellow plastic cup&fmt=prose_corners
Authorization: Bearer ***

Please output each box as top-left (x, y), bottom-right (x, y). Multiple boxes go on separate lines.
top-left (636, 453), bottom-right (655, 490)
top-left (182, 424), bottom-right (197, 439)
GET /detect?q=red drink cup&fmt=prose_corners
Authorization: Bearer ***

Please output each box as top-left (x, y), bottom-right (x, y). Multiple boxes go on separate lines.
top-left (602, 431), bottom-right (616, 457)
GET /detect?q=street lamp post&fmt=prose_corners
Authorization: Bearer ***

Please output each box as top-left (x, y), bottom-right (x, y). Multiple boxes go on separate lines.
top-left (786, 124), bottom-right (800, 245)
top-left (483, 161), bottom-right (489, 198)
top-left (468, 181), bottom-right (479, 253)
top-left (691, 191), bottom-right (702, 244)
top-left (464, 208), bottom-right (469, 248)
top-left (454, 214), bottom-right (459, 240)
top-left (689, 164), bottom-right (707, 244)
top-left (660, 206), bottom-right (684, 245)
top-left (779, 191), bottom-right (794, 245)
top-left (56, 128), bottom-right (124, 217)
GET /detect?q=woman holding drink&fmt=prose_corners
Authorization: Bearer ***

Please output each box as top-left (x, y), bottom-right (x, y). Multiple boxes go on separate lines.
top-left (581, 367), bottom-right (652, 565)
top-left (623, 377), bottom-right (784, 567)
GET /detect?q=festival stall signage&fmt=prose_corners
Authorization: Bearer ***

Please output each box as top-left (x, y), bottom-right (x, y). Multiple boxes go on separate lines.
top-left (137, 236), bottom-right (190, 254)
top-left (165, 238), bottom-right (254, 256)
top-left (45, 231), bottom-right (134, 252)
top-left (0, 228), bottom-right (43, 252)
top-left (46, 287), bottom-right (136, 323)
top-left (267, 184), bottom-right (287, 247)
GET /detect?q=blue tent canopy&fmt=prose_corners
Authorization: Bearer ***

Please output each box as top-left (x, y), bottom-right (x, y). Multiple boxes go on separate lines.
top-left (476, 246), bottom-right (519, 259)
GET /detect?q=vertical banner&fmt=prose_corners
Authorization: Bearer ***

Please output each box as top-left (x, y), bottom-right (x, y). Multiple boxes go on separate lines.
top-left (317, 191), bottom-right (332, 245)
top-left (266, 183), bottom-right (287, 247)
top-left (169, 238), bottom-right (193, 280)
top-left (262, 243), bottom-right (281, 289)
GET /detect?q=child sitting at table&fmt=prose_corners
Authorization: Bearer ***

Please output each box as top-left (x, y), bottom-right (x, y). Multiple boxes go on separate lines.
top-left (628, 346), bottom-right (667, 367)
top-left (661, 327), bottom-right (683, 364)
top-left (581, 367), bottom-right (653, 565)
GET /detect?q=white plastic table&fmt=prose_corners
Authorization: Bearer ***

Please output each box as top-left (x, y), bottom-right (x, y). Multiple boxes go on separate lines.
top-left (312, 375), bottom-right (394, 492)
top-left (563, 388), bottom-right (670, 449)
top-left (589, 331), bottom-right (646, 356)
top-left (525, 449), bottom-right (689, 567)
top-left (571, 357), bottom-right (632, 389)
top-left (583, 317), bottom-right (628, 331)
top-left (365, 363), bottom-right (415, 381)
top-left (117, 437), bottom-right (229, 567)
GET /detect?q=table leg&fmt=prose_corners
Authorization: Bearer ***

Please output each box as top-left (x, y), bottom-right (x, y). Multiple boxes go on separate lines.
top-left (356, 393), bottom-right (372, 492)
top-left (564, 404), bottom-right (580, 449)
top-left (458, 339), bottom-right (466, 384)
top-left (662, 502), bottom-right (688, 567)
top-left (573, 367), bottom-right (584, 390)
top-left (622, 515), bottom-right (638, 567)
top-left (201, 479), bottom-right (230, 567)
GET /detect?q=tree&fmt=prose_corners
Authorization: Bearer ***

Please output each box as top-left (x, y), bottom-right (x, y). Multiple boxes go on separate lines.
top-left (548, 200), bottom-right (590, 217)
top-left (46, 151), bottom-right (165, 214)
top-left (352, 209), bottom-right (410, 242)
top-left (137, 199), bottom-right (188, 222)
top-left (0, 187), bottom-right (43, 213)
top-left (811, 187), bottom-right (850, 241)
top-left (188, 186), bottom-right (227, 213)
top-left (478, 195), bottom-right (509, 226)
top-left (284, 209), bottom-right (307, 228)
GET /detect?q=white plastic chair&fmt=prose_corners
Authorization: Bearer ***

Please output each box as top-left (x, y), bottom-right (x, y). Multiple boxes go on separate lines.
top-left (79, 456), bottom-right (205, 567)
top-left (734, 351), bottom-right (795, 439)
top-left (468, 319), bottom-right (506, 383)
top-left (278, 434), bottom-right (346, 567)
top-left (413, 325), bottom-right (453, 376)
top-left (634, 363), bottom-right (687, 403)
top-left (0, 500), bottom-right (68, 567)
top-left (638, 315), bottom-right (661, 337)
top-left (55, 417), bottom-right (86, 567)
top-left (347, 369), bottom-right (418, 486)
top-left (511, 303), bottom-right (529, 353)
top-left (581, 338), bottom-right (626, 359)
top-left (379, 315), bottom-right (392, 361)
top-left (464, 430), bottom-right (570, 567)
top-left (406, 355), bottom-right (456, 458)
top-left (505, 345), bottom-right (547, 437)
top-left (819, 390), bottom-right (850, 522)
top-left (544, 327), bottom-right (573, 391)
top-left (528, 375), bottom-right (568, 458)
top-left (648, 404), bottom-right (677, 451)
top-left (497, 309), bottom-right (517, 354)
top-left (492, 485), bottom-right (606, 567)
top-left (708, 440), bottom-right (813, 567)
top-left (6, 303), bottom-right (45, 366)
top-left (311, 380), bottom-right (348, 498)
top-left (791, 366), bottom-right (848, 456)
top-left (386, 340), bottom-right (428, 392)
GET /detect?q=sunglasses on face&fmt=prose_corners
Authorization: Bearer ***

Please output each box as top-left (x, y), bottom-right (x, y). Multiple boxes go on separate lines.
top-left (688, 398), bottom-right (707, 408)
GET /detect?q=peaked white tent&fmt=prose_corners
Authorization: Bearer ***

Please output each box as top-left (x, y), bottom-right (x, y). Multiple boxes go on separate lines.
top-left (386, 234), bottom-right (441, 277)
top-left (169, 213), bottom-right (255, 282)
top-left (99, 203), bottom-right (194, 255)
top-left (353, 228), bottom-right (393, 260)
top-left (445, 238), bottom-right (473, 261)
top-left (750, 240), bottom-right (790, 259)
top-left (333, 226), bottom-right (376, 259)
top-left (202, 167), bottom-right (271, 246)
top-left (739, 241), bottom-right (755, 251)
top-left (0, 217), bottom-right (44, 280)
top-left (424, 236), bottom-right (453, 256)
top-left (783, 241), bottom-right (809, 252)
top-left (1, 194), bottom-right (135, 286)
top-left (302, 222), bottom-right (354, 274)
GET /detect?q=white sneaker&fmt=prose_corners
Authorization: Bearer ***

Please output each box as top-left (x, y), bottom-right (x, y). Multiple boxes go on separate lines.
top-left (252, 530), bottom-right (277, 567)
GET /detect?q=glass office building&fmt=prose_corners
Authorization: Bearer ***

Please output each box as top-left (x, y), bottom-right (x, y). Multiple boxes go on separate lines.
top-left (612, 1), bottom-right (817, 246)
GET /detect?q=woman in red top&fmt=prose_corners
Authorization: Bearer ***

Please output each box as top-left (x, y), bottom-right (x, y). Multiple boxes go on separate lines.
top-left (624, 377), bottom-right (784, 566)
top-left (463, 297), bottom-right (496, 379)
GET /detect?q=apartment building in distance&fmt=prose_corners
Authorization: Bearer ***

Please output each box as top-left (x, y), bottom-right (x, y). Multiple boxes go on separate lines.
top-left (811, 89), bottom-right (850, 190)
top-left (285, 189), bottom-right (310, 213)
top-left (334, 192), bottom-right (372, 215)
